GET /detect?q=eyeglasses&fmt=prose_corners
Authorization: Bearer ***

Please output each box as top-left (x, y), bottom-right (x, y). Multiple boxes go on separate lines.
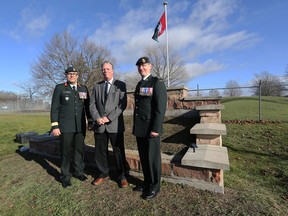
top-left (67, 72), bottom-right (78, 76)
top-left (138, 63), bottom-right (150, 67)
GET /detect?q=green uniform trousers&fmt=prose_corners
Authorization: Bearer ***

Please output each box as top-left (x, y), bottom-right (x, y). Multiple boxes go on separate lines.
top-left (136, 136), bottom-right (161, 192)
top-left (60, 132), bottom-right (85, 181)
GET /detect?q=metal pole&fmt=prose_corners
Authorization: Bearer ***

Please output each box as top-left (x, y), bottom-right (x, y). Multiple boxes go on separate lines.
top-left (259, 80), bottom-right (262, 121)
top-left (163, 2), bottom-right (169, 87)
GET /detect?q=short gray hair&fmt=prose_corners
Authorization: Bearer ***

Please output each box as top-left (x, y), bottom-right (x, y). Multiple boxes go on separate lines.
top-left (101, 61), bottom-right (114, 70)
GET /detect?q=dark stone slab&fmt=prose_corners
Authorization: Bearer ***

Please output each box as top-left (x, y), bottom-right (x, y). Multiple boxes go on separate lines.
top-left (15, 132), bottom-right (38, 144)
top-left (29, 134), bottom-right (59, 142)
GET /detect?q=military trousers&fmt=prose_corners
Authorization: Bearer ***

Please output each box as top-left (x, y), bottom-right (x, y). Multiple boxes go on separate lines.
top-left (136, 136), bottom-right (161, 192)
top-left (60, 132), bottom-right (85, 181)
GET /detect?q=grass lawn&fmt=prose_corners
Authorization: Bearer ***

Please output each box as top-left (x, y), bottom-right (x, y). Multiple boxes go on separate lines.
top-left (0, 97), bottom-right (288, 215)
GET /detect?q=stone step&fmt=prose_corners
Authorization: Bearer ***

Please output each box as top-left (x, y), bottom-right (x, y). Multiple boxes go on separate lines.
top-left (181, 144), bottom-right (229, 170)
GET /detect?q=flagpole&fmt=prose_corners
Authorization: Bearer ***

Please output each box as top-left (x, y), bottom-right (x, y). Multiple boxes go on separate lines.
top-left (164, 2), bottom-right (170, 87)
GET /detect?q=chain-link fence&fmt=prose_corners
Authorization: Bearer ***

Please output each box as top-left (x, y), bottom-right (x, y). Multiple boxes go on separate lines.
top-left (187, 84), bottom-right (288, 121)
top-left (1, 84), bottom-right (287, 121)
top-left (0, 99), bottom-right (51, 113)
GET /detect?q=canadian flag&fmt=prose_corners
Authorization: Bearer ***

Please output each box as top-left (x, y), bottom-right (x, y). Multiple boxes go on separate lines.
top-left (152, 12), bottom-right (166, 42)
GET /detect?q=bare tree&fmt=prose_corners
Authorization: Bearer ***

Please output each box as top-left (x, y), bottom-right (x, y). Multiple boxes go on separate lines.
top-left (29, 31), bottom-right (114, 97)
top-left (284, 65), bottom-right (288, 95)
top-left (209, 89), bottom-right (220, 97)
top-left (144, 45), bottom-right (189, 87)
top-left (77, 38), bottom-right (115, 90)
top-left (284, 65), bottom-right (288, 83)
top-left (121, 72), bottom-right (141, 91)
top-left (250, 71), bottom-right (285, 96)
top-left (14, 80), bottom-right (38, 100)
top-left (0, 91), bottom-right (17, 102)
top-left (224, 80), bottom-right (243, 97)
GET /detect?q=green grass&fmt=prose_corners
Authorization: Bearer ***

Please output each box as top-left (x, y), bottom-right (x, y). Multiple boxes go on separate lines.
top-left (0, 97), bottom-right (288, 215)
top-left (221, 96), bottom-right (288, 121)
top-left (0, 113), bottom-right (50, 157)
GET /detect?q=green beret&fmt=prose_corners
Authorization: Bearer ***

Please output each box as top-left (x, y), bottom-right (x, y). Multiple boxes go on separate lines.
top-left (136, 57), bottom-right (151, 66)
top-left (65, 66), bottom-right (77, 73)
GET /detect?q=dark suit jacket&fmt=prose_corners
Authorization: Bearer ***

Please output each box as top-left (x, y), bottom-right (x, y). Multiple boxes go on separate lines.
top-left (133, 75), bottom-right (167, 137)
top-left (89, 79), bottom-right (127, 133)
top-left (50, 82), bottom-right (90, 133)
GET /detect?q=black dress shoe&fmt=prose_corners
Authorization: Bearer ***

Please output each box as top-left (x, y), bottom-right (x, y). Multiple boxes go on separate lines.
top-left (62, 180), bottom-right (71, 188)
top-left (133, 186), bottom-right (144, 192)
top-left (76, 175), bottom-right (87, 181)
top-left (142, 190), bottom-right (159, 200)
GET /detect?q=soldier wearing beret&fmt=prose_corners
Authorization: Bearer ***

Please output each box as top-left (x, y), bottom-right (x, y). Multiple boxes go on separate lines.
top-left (133, 57), bottom-right (167, 200)
top-left (50, 66), bottom-right (91, 188)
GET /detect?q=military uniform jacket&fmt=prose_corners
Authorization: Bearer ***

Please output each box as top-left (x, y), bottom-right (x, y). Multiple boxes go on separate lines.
top-left (89, 79), bottom-right (127, 133)
top-left (133, 75), bottom-right (167, 137)
top-left (50, 82), bottom-right (91, 133)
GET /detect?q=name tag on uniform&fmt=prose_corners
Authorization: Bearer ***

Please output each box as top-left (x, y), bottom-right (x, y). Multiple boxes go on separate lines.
top-left (139, 87), bottom-right (153, 96)
top-left (79, 92), bottom-right (87, 99)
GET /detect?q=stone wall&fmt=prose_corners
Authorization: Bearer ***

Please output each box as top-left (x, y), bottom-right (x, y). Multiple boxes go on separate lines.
top-left (127, 86), bottom-right (221, 111)
top-left (29, 86), bottom-right (229, 193)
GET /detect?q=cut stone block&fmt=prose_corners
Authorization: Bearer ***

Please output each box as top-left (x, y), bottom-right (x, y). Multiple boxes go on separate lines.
top-left (190, 123), bottom-right (227, 135)
top-left (196, 134), bottom-right (222, 146)
top-left (200, 110), bottom-right (222, 123)
top-left (195, 104), bottom-right (224, 111)
top-left (181, 144), bottom-right (229, 170)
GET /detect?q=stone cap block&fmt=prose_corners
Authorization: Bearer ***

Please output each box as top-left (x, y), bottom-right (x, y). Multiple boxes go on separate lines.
top-left (195, 104), bottom-right (224, 111)
top-left (190, 123), bottom-right (227, 135)
top-left (183, 96), bottom-right (222, 101)
top-left (181, 145), bottom-right (229, 170)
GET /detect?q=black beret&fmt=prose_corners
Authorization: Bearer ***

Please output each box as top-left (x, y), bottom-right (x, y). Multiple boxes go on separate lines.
top-left (136, 57), bottom-right (151, 66)
top-left (65, 66), bottom-right (77, 73)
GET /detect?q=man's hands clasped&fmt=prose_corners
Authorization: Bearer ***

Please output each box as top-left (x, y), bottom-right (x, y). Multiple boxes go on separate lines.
top-left (96, 116), bottom-right (110, 125)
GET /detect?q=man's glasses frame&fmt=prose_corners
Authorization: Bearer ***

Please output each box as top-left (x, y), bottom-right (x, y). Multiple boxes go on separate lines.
top-left (66, 72), bottom-right (78, 76)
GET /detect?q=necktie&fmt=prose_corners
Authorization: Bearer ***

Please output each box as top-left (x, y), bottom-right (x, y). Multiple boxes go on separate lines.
top-left (105, 82), bottom-right (109, 94)
top-left (104, 82), bottom-right (108, 101)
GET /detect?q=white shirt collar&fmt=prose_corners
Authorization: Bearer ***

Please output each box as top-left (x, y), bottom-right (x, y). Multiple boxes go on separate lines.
top-left (70, 84), bottom-right (77, 90)
top-left (106, 78), bottom-right (113, 84)
top-left (142, 74), bottom-right (151, 81)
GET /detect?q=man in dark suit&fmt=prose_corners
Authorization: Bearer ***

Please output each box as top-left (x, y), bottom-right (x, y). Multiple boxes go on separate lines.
top-left (89, 61), bottom-right (128, 188)
top-left (133, 57), bottom-right (167, 200)
top-left (50, 66), bottom-right (91, 188)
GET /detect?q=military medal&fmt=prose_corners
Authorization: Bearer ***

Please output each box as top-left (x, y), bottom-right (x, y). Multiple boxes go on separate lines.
top-left (79, 92), bottom-right (87, 99)
top-left (139, 87), bottom-right (153, 96)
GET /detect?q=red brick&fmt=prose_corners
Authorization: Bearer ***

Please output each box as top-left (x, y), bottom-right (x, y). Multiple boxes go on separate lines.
top-left (126, 155), bottom-right (140, 171)
top-left (161, 162), bottom-right (171, 176)
top-left (173, 165), bottom-right (210, 181)
top-left (210, 170), bottom-right (222, 184)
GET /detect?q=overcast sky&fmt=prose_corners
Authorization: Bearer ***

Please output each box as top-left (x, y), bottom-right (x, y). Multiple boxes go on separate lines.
top-left (0, 0), bottom-right (287, 93)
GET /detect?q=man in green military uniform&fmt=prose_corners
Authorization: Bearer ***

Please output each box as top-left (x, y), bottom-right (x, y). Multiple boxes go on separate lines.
top-left (50, 66), bottom-right (91, 188)
top-left (133, 57), bottom-right (167, 200)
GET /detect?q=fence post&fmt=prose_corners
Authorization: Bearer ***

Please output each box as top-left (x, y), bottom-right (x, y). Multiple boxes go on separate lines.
top-left (258, 80), bottom-right (262, 121)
